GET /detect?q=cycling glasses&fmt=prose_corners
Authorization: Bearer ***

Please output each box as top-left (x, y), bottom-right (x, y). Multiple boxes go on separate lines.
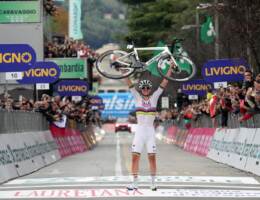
top-left (141, 86), bottom-right (151, 90)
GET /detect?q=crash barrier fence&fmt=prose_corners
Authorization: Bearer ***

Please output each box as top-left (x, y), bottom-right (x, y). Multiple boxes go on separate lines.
top-left (49, 121), bottom-right (97, 158)
top-left (0, 110), bottom-right (98, 184)
top-left (164, 113), bottom-right (260, 129)
top-left (160, 114), bottom-right (260, 176)
top-left (0, 109), bottom-right (49, 134)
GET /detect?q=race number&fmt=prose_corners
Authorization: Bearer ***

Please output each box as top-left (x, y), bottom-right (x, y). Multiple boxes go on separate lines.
top-left (36, 83), bottom-right (50, 90)
top-left (5, 72), bottom-right (23, 80)
top-left (188, 95), bottom-right (198, 100)
top-left (161, 96), bottom-right (169, 109)
top-left (214, 81), bottom-right (227, 89)
top-left (72, 96), bottom-right (82, 102)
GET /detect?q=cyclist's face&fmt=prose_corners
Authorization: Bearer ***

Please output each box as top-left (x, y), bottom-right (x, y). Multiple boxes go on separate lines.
top-left (141, 87), bottom-right (152, 96)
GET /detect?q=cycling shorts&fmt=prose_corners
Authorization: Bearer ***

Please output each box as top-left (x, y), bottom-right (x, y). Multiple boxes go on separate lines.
top-left (132, 125), bottom-right (156, 154)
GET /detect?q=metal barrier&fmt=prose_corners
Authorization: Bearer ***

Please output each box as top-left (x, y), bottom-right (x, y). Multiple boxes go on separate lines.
top-left (0, 109), bottom-right (96, 135)
top-left (0, 109), bottom-right (49, 134)
top-left (169, 113), bottom-right (260, 129)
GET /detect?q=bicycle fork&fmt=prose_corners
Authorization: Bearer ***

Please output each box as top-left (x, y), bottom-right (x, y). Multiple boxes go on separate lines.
top-left (160, 53), bottom-right (181, 74)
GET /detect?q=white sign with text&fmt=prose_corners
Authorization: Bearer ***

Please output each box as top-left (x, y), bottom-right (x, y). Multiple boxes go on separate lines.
top-left (5, 72), bottom-right (23, 80)
top-left (36, 83), bottom-right (49, 90)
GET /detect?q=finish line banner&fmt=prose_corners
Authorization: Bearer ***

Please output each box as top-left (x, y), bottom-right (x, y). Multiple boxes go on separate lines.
top-left (0, 1), bottom-right (40, 23)
top-left (202, 58), bottom-right (249, 83)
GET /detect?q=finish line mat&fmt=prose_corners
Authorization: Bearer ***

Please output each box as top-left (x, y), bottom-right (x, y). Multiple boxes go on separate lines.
top-left (0, 188), bottom-right (260, 198)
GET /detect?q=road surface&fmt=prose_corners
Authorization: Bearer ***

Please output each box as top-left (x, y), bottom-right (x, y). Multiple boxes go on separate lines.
top-left (0, 129), bottom-right (260, 199)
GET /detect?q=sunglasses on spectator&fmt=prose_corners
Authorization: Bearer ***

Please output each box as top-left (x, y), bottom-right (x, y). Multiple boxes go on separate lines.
top-left (141, 87), bottom-right (151, 90)
top-left (244, 73), bottom-right (252, 77)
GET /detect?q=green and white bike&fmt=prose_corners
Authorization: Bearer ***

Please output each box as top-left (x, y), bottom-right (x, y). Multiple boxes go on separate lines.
top-left (95, 40), bottom-right (196, 81)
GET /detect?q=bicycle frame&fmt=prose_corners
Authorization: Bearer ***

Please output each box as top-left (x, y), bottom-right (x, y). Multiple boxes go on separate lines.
top-left (116, 46), bottom-right (178, 69)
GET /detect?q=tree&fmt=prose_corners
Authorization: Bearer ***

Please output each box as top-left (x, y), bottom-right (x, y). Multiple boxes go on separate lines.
top-left (219, 0), bottom-right (260, 73)
top-left (120, 0), bottom-right (212, 76)
top-left (81, 0), bottom-right (128, 49)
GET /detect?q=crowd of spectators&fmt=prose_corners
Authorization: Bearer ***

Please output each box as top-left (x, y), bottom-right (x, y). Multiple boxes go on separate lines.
top-left (0, 94), bottom-right (102, 127)
top-left (43, 0), bottom-right (97, 59)
top-left (0, 0), bottom-right (101, 127)
top-left (44, 37), bottom-right (97, 59)
top-left (162, 69), bottom-right (260, 128)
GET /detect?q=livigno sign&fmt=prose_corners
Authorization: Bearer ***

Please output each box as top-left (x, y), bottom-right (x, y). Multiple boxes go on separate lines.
top-left (0, 1), bottom-right (40, 23)
top-left (0, 44), bottom-right (36, 72)
top-left (47, 58), bottom-right (87, 79)
top-left (54, 80), bottom-right (89, 96)
top-left (17, 61), bottom-right (61, 84)
top-left (202, 58), bottom-right (249, 83)
top-left (181, 79), bottom-right (212, 96)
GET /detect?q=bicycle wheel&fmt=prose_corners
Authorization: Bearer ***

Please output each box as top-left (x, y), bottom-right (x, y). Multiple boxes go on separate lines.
top-left (157, 55), bottom-right (196, 81)
top-left (96, 50), bottom-right (136, 79)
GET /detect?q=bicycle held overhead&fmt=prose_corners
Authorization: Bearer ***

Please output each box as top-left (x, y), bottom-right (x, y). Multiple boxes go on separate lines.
top-left (95, 39), bottom-right (196, 82)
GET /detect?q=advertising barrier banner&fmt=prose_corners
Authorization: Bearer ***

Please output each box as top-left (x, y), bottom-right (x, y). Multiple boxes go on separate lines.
top-left (99, 92), bottom-right (135, 118)
top-left (229, 128), bottom-right (256, 170)
top-left (41, 131), bottom-right (61, 165)
top-left (207, 128), bottom-right (227, 162)
top-left (23, 132), bottom-right (45, 170)
top-left (0, 1), bottom-right (40, 23)
top-left (181, 79), bottom-right (212, 96)
top-left (219, 129), bottom-right (239, 165)
top-left (0, 44), bottom-right (36, 72)
top-left (244, 128), bottom-right (260, 175)
top-left (54, 80), bottom-right (89, 96)
top-left (47, 58), bottom-right (86, 79)
top-left (0, 134), bottom-right (19, 184)
top-left (49, 124), bottom-right (87, 158)
top-left (17, 61), bottom-right (60, 84)
top-left (202, 58), bottom-right (249, 83)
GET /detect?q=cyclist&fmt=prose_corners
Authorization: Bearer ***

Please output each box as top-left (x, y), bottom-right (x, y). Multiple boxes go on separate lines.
top-left (125, 63), bottom-right (174, 191)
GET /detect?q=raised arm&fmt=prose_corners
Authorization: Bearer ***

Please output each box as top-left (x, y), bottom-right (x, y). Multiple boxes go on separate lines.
top-left (125, 77), bottom-right (134, 88)
top-left (160, 62), bottom-right (174, 89)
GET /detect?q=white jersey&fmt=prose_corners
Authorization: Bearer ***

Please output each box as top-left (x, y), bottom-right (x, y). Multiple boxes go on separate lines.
top-left (130, 86), bottom-right (163, 154)
top-left (130, 86), bottom-right (163, 126)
